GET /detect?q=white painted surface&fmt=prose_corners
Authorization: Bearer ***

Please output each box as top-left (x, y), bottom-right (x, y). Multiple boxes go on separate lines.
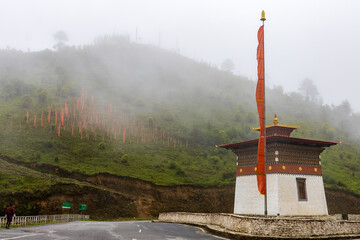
top-left (234, 174), bottom-right (328, 216)
top-left (277, 174), bottom-right (328, 216)
top-left (266, 174), bottom-right (279, 215)
top-left (234, 175), bottom-right (264, 215)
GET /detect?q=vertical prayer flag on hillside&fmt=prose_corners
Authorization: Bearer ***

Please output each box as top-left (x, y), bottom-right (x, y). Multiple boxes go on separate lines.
top-left (256, 25), bottom-right (265, 195)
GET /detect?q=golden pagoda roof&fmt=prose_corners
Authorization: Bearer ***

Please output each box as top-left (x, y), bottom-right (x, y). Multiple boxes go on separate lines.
top-left (253, 113), bottom-right (300, 131)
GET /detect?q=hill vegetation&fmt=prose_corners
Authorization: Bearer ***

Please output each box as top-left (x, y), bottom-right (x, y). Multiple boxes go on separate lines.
top-left (0, 35), bottom-right (359, 200)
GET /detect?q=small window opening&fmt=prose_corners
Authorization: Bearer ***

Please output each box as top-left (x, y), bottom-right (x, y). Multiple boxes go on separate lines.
top-left (296, 178), bottom-right (307, 201)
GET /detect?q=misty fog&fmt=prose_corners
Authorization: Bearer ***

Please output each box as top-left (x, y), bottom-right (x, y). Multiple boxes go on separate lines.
top-left (0, 0), bottom-right (359, 111)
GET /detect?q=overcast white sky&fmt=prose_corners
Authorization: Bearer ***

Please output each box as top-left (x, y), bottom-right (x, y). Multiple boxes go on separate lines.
top-left (0, 0), bottom-right (359, 112)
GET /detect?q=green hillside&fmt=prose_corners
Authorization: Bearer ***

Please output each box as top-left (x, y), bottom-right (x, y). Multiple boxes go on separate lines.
top-left (0, 35), bottom-right (359, 196)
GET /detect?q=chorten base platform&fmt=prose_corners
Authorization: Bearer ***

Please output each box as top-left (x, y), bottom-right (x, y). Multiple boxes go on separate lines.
top-left (158, 212), bottom-right (360, 239)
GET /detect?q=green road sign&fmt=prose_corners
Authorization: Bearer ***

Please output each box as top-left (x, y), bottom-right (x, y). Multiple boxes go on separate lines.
top-left (62, 202), bottom-right (71, 209)
top-left (79, 204), bottom-right (87, 210)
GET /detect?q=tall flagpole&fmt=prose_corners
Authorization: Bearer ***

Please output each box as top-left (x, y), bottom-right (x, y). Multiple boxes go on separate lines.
top-left (260, 10), bottom-right (267, 216)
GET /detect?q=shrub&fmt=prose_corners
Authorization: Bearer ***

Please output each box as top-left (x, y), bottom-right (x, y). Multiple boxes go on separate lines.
top-left (43, 141), bottom-right (53, 148)
top-left (168, 162), bottom-right (177, 169)
top-left (97, 142), bottom-right (106, 150)
top-left (121, 154), bottom-right (129, 165)
top-left (20, 94), bottom-right (33, 108)
top-left (175, 168), bottom-right (186, 177)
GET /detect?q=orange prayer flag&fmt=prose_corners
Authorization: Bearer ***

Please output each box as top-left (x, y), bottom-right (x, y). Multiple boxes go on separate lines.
top-left (61, 108), bottom-right (64, 126)
top-left (256, 25), bottom-right (265, 195)
top-left (26, 110), bottom-right (29, 125)
top-left (123, 128), bottom-right (126, 143)
top-left (58, 123), bottom-right (61, 136)
top-left (48, 108), bottom-right (51, 124)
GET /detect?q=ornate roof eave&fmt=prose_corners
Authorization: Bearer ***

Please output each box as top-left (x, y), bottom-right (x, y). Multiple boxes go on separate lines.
top-left (253, 113), bottom-right (299, 131)
top-left (218, 136), bottom-right (338, 150)
top-left (252, 124), bottom-right (300, 131)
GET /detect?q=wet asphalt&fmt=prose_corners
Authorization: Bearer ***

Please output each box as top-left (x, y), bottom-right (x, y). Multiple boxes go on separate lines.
top-left (0, 220), bottom-right (229, 240)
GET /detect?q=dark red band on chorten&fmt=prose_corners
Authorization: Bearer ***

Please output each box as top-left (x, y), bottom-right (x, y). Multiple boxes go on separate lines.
top-left (236, 164), bottom-right (322, 176)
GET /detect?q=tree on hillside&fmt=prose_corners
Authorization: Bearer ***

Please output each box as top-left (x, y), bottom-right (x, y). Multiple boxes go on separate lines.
top-left (299, 78), bottom-right (319, 102)
top-left (53, 31), bottom-right (68, 50)
top-left (221, 59), bottom-right (235, 73)
top-left (335, 100), bottom-right (352, 116)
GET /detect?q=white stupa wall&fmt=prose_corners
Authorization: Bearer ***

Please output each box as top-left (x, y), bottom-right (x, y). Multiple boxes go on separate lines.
top-left (234, 174), bottom-right (328, 216)
top-left (277, 174), bottom-right (328, 215)
top-left (234, 175), bottom-right (265, 215)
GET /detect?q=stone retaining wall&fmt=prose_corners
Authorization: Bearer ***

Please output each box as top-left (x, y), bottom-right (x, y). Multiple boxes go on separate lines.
top-left (158, 212), bottom-right (360, 239)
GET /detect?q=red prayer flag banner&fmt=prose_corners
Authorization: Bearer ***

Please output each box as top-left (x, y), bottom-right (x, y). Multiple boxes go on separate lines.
top-left (123, 128), bottom-right (126, 143)
top-left (256, 25), bottom-right (266, 195)
top-left (61, 108), bottom-right (64, 126)
top-left (27, 110), bottom-right (29, 125)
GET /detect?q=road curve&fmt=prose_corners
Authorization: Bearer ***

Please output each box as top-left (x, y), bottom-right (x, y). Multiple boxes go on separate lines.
top-left (0, 221), bottom-right (229, 240)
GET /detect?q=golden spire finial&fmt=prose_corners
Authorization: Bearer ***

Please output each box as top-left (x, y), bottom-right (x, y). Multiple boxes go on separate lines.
top-left (260, 10), bottom-right (266, 21)
top-left (273, 112), bottom-right (279, 125)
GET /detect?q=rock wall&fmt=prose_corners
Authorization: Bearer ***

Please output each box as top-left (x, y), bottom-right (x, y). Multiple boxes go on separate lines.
top-left (159, 212), bottom-right (360, 239)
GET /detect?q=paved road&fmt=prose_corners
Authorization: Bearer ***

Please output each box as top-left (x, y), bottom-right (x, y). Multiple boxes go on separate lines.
top-left (0, 221), bottom-right (229, 240)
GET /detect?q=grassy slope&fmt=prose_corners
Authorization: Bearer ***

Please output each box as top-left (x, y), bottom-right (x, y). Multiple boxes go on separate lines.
top-left (0, 124), bottom-right (235, 186)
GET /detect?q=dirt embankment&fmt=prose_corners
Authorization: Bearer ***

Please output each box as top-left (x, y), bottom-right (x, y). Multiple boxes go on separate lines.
top-left (325, 188), bottom-right (360, 214)
top-left (1, 155), bottom-right (359, 219)
top-left (84, 174), bottom-right (235, 218)
top-left (1, 177), bottom-right (234, 219)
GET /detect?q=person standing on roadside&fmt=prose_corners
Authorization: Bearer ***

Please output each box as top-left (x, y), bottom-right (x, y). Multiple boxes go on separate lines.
top-left (5, 203), bottom-right (15, 229)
